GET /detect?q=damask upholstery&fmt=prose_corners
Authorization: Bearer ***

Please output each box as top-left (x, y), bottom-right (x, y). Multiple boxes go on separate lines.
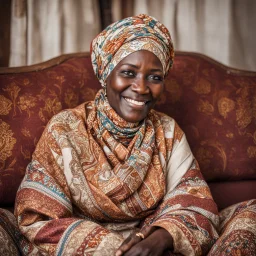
top-left (0, 53), bottom-right (101, 205)
top-left (156, 54), bottom-right (256, 183)
top-left (0, 52), bottom-right (255, 209)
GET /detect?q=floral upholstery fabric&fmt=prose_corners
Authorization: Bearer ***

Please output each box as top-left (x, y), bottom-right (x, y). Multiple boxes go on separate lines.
top-left (208, 199), bottom-right (256, 255)
top-left (155, 55), bottom-right (256, 183)
top-left (0, 57), bottom-right (101, 204)
top-left (0, 53), bottom-right (255, 205)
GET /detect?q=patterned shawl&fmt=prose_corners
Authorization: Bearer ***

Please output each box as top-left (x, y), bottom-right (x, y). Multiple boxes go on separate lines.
top-left (86, 90), bottom-right (166, 212)
top-left (15, 90), bottom-right (219, 255)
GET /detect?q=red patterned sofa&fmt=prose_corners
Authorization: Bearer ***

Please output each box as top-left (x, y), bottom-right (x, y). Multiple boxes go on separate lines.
top-left (0, 52), bottom-right (255, 254)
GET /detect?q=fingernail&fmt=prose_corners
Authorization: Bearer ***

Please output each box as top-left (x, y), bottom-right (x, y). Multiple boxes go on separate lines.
top-left (115, 251), bottom-right (121, 256)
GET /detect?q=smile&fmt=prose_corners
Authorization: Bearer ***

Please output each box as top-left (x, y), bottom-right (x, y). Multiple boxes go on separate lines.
top-left (123, 97), bottom-right (147, 106)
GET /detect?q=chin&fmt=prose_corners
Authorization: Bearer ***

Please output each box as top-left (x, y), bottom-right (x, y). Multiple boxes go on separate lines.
top-left (121, 114), bottom-right (146, 123)
top-left (116, 105), bottom-right (149, 123)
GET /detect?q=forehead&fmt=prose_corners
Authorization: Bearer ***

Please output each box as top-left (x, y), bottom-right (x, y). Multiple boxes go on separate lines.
top-left (116, 50), bottom-right (163, 71)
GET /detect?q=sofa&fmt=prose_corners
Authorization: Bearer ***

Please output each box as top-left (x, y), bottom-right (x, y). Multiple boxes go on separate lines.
top-left (0, 52), bottom-right (255, 255)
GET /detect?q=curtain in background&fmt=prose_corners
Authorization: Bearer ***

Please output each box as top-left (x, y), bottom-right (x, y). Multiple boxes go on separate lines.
top-left (9, 0), bottom-right (100, 67)
top-left (9, 0), bottom-right (256, 71)
top-left (113, 0), bottom-right (256, 71)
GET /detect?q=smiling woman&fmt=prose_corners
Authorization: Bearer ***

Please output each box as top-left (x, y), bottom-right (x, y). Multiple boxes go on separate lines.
top-left (106, 50), bottom-right (164, 123)
top-left (14, 14), bottom-right (220, 256)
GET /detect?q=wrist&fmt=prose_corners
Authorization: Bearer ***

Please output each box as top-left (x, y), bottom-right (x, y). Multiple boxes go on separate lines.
top-left (155, 228), bottom-right (174, 250)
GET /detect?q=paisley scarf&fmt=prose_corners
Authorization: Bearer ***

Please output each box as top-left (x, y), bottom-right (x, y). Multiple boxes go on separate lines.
top-left (86, 89), bottom-right (166, 213)
top-left (15, 92), bottom-right (220, 255)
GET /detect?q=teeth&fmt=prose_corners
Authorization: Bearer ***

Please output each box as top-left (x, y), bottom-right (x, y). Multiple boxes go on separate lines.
top-left (124, 97), bottom-right (145, 106)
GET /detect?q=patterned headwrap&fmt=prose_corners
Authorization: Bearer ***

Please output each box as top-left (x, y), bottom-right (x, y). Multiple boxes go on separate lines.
top-left (91, 14), bottom-right (174, 86)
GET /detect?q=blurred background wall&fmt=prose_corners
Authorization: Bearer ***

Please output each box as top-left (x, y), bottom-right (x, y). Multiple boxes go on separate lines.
top-left (0, 0), bottom-right (255, 71)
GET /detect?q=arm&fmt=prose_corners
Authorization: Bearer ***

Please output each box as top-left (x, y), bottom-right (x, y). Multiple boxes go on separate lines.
top-left (116, 122), bottom-right (219, 256)
top-left (15, 111), bottom-right (123, 255)
top-left (143, 125), bottom-right (219, 255)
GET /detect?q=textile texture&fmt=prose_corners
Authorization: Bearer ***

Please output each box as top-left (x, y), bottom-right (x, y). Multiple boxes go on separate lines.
top-left (0, 208), bottom-right (38, 255)
top-left (15, 91), bottom-right (219, 255)
top-left (2, 200), bottom-right (256, 255)
top-left (208, 199), bottom-right (256, 255)
top-left (91, 14), bottom-right (174, 86)
top-left (0, 53), bottom-right (256, 208)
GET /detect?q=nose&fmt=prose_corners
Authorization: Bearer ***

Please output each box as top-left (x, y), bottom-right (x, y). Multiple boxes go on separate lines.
top-left (131, 76), bottom-right (149, 94)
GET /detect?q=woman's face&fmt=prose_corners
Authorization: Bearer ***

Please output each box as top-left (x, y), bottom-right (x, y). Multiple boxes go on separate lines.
top-left (106, 50), bottom-right (164, 123)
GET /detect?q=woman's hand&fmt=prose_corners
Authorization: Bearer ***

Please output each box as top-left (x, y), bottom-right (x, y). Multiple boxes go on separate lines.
top-left (115, 226), bottom-right (173, 256)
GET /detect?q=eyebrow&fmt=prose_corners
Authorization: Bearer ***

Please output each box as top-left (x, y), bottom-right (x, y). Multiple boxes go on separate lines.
top-left (120, 63), bottom-right (163, 73)
top-left (121, 63), bottom-right (138, 68)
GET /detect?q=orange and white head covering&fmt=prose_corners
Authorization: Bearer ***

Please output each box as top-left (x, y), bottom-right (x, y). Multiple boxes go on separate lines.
top-left (91, 14), bottom-right (174, 86)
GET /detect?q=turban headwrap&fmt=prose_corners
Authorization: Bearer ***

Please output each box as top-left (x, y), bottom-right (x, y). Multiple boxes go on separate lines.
top-left (91, 14), bottom-right (174, 86)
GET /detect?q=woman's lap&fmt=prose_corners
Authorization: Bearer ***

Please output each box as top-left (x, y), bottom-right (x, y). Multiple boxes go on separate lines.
top-left (208, 199), bottom-right (256, 255)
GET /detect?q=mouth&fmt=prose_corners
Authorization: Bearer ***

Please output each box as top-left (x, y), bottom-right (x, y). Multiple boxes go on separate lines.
top-left (123, 97), bottom-right (148, 106)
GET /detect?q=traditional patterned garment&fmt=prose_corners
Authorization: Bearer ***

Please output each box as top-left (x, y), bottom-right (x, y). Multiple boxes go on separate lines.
top-left (15, 14), bottom-right (219, 256)
top-left (91, 14), bottom-right (174, 86)
top-left (208, 199), bottom-right (256, 255)
top-left (15, 90), bottom-right (219, 255)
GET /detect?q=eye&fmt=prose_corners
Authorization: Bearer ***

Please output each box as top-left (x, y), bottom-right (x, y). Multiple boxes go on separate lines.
top-left (121, 70), bottom-right (135, 77)
top-left (148, 75), bottom-right (163, 81)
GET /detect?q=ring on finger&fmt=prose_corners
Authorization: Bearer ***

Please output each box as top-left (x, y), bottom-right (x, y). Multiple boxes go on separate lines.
top-left (135, 232), bottom-right (145, 240)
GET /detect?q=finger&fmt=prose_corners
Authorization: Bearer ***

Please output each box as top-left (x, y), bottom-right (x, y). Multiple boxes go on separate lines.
top-left (119, 226), bottom-right (157, 253)
top-left (116, 237), bottom-right (131, 256)
top-left (125, 228), bottom-right (171, 256)
top-left (115, 250), bottom-right (123, 256)
top-left (116, 226), bottom-right (159, 256)
top-left (140, 225), bottom-right (158, 238)
top-left (115, 232), bottom-right (142, 256)
top-left (118, 235), bottom-right (132, 248)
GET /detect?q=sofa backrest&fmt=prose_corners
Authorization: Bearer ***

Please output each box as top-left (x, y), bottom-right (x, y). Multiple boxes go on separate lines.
top-left (0, 52), bottom-right (255, 209)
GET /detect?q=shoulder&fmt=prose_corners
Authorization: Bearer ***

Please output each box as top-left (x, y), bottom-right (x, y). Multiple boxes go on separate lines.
top-left (47, 102), bottom-right (91, 133)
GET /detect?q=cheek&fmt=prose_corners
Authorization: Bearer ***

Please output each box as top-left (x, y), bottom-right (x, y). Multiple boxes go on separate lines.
top-left (110, 75), bottom-right (127, 91)
top-left (106, 77), bottom-right (126, 108)
top-left (106, 77), bottom-right (119, 96)
top-left (151, 84), bottom-right (164, 100)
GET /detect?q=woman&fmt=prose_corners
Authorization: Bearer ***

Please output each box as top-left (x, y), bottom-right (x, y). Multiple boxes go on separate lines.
top-left (15, 14), bottom-right (219, 255)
